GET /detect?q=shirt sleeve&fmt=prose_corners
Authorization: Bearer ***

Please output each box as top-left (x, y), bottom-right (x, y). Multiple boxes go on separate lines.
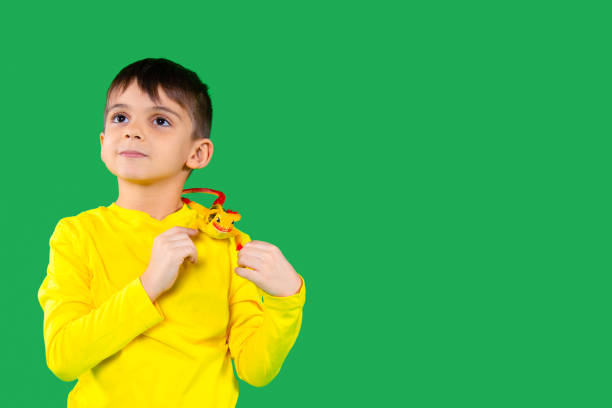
top-left (226, 231), bottom-right (306, 387)
top-left (37, 218), bottom-right (166, 382)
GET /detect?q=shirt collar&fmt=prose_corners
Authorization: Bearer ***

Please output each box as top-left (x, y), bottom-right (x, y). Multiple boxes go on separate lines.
top-left (107, 201), bottom-right (197, 227)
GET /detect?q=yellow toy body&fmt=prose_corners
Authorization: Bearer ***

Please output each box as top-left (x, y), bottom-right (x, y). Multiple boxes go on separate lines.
top-left (181, 188), bottom-right (249, 251)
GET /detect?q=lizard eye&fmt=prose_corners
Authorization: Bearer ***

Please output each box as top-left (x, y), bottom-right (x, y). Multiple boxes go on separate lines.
top-left (232, 221), bottom-right (234, 224)
top-left (216, 217), bottom-right (220, 222)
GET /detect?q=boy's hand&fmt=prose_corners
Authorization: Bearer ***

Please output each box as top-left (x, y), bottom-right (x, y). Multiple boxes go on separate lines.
top-left (140, 226), bottom-right (200, 302)
top-left (235, 241), bottom-right (302, 297)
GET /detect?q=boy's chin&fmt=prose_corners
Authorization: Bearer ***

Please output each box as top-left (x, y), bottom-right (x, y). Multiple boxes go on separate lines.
top-left (114, 169), bottom-right (179, 185)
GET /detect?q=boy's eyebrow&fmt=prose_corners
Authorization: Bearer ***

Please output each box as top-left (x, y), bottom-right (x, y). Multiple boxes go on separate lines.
top-left (106, 103), bottom-right (182, 120)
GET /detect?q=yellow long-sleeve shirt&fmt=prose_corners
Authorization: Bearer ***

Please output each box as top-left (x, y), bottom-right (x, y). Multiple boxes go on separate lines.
top-left (37, 201), bottom-right (306, 408)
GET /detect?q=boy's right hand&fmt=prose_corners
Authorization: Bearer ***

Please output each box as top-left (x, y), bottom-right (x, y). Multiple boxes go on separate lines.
top-left (140, 226), bottom-right (200, 302)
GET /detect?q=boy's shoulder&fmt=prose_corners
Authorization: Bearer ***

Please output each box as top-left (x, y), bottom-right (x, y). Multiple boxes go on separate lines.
top-left (53, 205), bottom-right (109, 234)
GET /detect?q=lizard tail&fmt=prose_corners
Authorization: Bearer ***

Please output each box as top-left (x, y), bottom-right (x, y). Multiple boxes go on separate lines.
top-left (181, 187), bottom-right (226, 206)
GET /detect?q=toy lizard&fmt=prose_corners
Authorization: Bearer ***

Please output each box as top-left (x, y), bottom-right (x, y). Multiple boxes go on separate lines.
top-left (180, 187), bottom-right (249, 251)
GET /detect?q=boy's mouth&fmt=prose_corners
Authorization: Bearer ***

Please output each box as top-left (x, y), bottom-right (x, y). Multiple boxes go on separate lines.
top-left (120, 151), bottom-right (147, 157)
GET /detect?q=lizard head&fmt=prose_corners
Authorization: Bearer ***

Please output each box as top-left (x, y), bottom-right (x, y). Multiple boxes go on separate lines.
top-left (202, 204), bottom-right (242, 238)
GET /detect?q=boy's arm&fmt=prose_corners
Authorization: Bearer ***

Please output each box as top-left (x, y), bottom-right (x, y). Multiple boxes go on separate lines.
top-left (226, 232), bottom-right (306, 387)
top-left (37, 218), bottom-right (165, 382)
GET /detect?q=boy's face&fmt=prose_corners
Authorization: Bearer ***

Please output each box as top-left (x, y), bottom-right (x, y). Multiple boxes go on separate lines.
top-left (100, 80), bottom-right (211, 185)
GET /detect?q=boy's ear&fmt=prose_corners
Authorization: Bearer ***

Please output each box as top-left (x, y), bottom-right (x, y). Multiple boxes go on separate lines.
top-left (189, 139), bottom-right (213, 170)
top-left (100, 132), bottom-right (105, 162)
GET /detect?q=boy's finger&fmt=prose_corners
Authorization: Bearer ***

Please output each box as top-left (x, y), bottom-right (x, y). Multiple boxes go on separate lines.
top-left (175, 226), bottom-right (199, 232)
top-left (167, 226), bottom-right (199, 235)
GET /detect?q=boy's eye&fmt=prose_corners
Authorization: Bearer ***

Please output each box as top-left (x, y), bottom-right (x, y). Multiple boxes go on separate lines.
top-left (111, 113), bottom-right (127, 123)
top-left (110, 113), bottom-right (171, 127)
top-left (154, 117), bottom-right (171, 127)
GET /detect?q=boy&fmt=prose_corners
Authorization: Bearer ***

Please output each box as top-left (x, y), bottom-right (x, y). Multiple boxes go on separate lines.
top-left (37, 57), bottom-right (306, 407)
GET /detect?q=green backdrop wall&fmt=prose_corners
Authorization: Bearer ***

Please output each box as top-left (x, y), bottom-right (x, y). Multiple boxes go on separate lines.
top-left (1, 1), bottom-right (608, 407)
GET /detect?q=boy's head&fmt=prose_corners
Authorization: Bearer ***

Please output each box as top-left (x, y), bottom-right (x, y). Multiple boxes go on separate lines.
top-left (100, 58), bottom-right (213, 185)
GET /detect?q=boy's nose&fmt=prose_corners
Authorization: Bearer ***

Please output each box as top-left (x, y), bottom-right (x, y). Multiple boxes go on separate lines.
top-left (125, 132), bottom-right (142, 139)
top-left (124, 121), bottom-right (144, 139)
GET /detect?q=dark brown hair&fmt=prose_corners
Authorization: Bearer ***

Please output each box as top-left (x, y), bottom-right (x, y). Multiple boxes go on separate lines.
top-left (103, 58), bottom-right (213, 178)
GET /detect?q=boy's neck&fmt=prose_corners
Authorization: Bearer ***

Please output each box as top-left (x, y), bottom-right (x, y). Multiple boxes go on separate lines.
top-left (115, 178), bottom-right (187, 221)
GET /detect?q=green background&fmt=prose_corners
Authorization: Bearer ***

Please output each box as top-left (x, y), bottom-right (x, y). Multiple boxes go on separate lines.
top-left (2, 1), bottom-right (609, 406)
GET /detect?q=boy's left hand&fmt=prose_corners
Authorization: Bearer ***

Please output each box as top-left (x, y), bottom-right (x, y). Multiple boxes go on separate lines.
top-left (235, 240), bottom-right (303, 297)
